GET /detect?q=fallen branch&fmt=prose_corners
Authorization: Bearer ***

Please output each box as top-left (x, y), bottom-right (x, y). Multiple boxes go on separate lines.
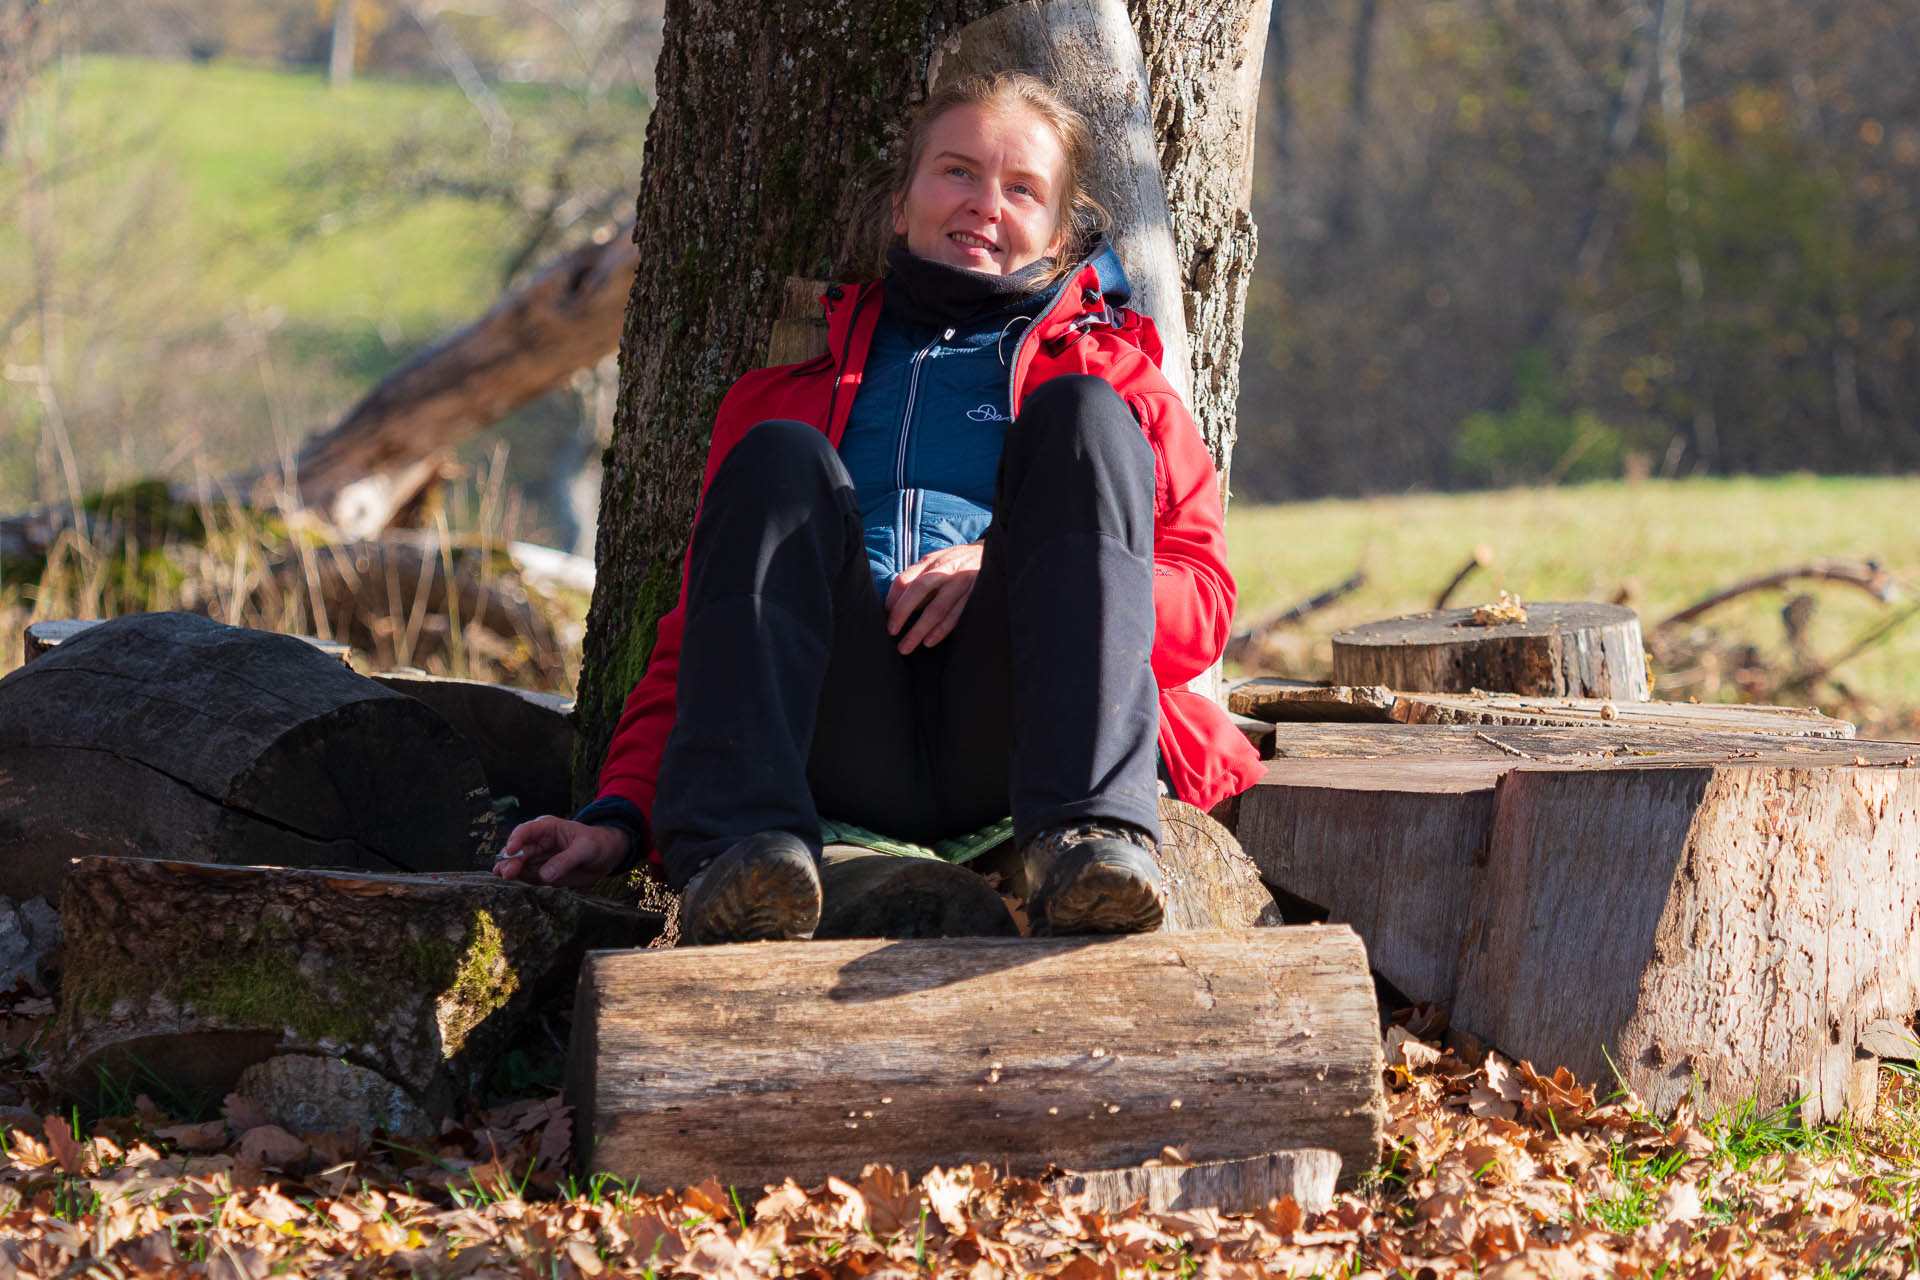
top-left (1657, 559), bottom-right (1897, 631)
top-left (1225, 566), bottom-right (1367, 663)
top-left (1780, 602), bottom-right (1920, 697)
top-left (1434, 545), bottom-right (1494, 610)
top-left (288, 220), bottom-right (639, 540)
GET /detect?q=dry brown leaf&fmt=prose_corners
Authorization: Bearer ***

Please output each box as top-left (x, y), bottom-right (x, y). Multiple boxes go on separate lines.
top-left (753, 1179), bottom-right (809, 1222)
top-left (222, 1094), bottom-right (273, 1134)
top-left (566, 1236), bottom-right (607, 1276)
top-left (857, 1164), bottom-right (925, 1236)
top-left (44, 1114), bottom-right (87, 1175)
top-left (154, 1119), bottom-right (230, 1152)
top-left (924, 1164), bottom-right (976, 1233)
top-left (236, 1124), bottom-right (308, 1168)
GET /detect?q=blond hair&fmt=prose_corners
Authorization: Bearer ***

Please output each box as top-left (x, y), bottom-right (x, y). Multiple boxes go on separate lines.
top-left (847, 72), bottom-right (1109, 283)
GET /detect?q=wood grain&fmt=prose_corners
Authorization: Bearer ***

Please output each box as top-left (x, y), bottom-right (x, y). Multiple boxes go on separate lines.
top-left (1392, 690), bottom-right (1854, 739)
top-left (568, 928), bottom-right (1384, 1187)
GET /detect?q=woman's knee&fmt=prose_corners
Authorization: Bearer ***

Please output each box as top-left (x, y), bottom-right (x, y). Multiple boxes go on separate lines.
top-left (709, 420), bottom-right (846, 500)
top-left (1007, 375), bottom-right (1153, 484)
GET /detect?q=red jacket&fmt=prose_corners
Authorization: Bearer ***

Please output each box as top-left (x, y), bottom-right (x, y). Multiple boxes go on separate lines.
top-left (596, 260), bottom-right (1264, 866)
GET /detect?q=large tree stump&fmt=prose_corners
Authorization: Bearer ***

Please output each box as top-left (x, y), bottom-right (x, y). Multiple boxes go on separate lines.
top-left (24, 616), bottom-right (351, 667)
top-left (0, 613), bottom-right (498, 899)
top-left (1231, 724), bottom-right (1920, 1122)
top-left (52, 858), bottom-right (663, 1119)
top-left (567, 927), bottom-right (1384, 1188)
top-left (369, 673), bottom-right (576, 825)
top-left (1331, 603), bottom-right (1650, 702)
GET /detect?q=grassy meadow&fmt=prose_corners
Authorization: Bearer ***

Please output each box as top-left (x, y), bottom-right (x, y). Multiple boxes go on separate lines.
top-left (0, 56), bottom-right (640, 527)
top-left (1227, 474), bottom-right (1920, 736)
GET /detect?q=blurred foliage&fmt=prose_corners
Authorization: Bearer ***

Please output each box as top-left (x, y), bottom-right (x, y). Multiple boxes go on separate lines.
top-left (1453, 348), bottom-right (1625, 486)
top-left (1240, 0), bottom-right (1920, 500)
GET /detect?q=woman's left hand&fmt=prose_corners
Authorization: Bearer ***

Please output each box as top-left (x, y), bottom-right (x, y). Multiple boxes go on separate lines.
top-left (886, 542), bottom-right (984, 653)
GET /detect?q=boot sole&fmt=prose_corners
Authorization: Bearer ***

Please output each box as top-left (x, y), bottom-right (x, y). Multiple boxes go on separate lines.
top-left (684, 844), bottom-right (822, 945)
top-left (1042, 855), bottom-right (1165, 935)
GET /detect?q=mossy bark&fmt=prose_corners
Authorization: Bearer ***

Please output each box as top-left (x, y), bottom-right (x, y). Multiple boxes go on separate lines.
top-left (51, 859), bottom-right (663, 1119)
top-left (574, 0), bottom-right (1274, 796)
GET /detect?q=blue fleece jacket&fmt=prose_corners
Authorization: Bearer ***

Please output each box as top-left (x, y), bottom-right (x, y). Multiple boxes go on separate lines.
top-left (837, 272), bottom-right (1063, 602)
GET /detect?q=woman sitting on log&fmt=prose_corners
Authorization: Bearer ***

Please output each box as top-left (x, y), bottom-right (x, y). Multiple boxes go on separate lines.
top-left (494, 72), bottom-right (1262, 942)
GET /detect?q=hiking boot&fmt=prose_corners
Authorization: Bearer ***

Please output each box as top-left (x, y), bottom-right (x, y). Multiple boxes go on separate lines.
top-left (679, 832), bottom-right (822, 945)
top-left (1022, 822), bottom-right (1165, 935)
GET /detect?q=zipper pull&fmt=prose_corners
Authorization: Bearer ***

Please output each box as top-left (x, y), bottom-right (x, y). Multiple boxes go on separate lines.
top-left (943, 327), bottom-right (955, 341)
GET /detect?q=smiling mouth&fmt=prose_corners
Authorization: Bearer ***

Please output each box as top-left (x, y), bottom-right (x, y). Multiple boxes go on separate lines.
top-left (949, 231), bottom-right (997, 253)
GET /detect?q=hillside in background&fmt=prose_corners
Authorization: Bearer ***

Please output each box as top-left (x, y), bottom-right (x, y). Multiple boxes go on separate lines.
top-left (2, 0), bottom-right (1918, 520)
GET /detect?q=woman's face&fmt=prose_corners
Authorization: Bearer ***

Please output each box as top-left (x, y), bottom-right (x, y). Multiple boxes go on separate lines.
top-left (892, 103), bottom-right (1069, 276)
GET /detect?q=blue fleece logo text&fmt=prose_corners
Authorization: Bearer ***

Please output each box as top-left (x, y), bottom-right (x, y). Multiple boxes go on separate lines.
top-left (967, 404), bottom-right (1011, 423)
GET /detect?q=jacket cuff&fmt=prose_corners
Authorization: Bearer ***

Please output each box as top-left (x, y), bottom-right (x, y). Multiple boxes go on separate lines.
top-left (572, 796), bottom-right (650, 875)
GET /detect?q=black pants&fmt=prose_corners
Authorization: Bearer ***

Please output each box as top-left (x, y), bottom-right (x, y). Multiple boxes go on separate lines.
top-left (650, 374), bottom-right (1162, 890)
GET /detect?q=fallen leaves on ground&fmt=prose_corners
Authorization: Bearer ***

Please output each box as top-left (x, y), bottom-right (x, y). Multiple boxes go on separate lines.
top-left (0, 1015), bottom-right (1913, 1276)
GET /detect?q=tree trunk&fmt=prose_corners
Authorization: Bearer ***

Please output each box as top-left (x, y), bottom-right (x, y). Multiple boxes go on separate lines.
top-left (329, 0), bottom-right (358, 89)
top-left (567, 927), bottom-right (1385, 1187)
top-left (575, 0), bottom-right (1274, 796)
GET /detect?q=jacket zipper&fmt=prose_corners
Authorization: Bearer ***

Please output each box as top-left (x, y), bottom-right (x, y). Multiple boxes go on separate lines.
top-left (894, 327), bottom-right (952, 571)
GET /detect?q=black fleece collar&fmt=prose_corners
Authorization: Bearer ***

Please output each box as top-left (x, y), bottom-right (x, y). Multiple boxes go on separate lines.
top-left (881, 247), bottom-right (1058, 332)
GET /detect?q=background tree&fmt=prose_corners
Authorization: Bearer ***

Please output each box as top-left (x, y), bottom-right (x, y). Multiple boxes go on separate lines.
top-left (572, 0), bottom-right (1274, 795)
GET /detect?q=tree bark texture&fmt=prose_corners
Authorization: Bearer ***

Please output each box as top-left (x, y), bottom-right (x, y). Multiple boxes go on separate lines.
top-left (575, 0), bottom-right (1273, 797)
top-left (290, 225), bottom-right (640, 539)
top-left (0, 612), bottom-right (498, 901)
top-left (51, 858), bottom-right (663, 1121)
top-left (1229, 725), bottom-right (1920, 1123)
top-left (1331, 603), bottom-right (1652, 702)
top-left (1127, 0), bottom-right (1273, 485)
top-left (566, 927), bottom-right (1385, 1187)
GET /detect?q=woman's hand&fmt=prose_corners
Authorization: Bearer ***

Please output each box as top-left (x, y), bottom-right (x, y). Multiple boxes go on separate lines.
top-left (886, 542), bottom-right (984, 653)
top-left (492, 816), bottom-right (629, 888)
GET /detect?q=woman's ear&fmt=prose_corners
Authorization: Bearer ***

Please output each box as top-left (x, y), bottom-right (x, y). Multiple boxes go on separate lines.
top-left (891, 191), bottom-right (907, 238)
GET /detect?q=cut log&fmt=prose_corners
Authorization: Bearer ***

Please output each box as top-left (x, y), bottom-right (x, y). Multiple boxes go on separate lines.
top-left (969, 797), bottom-right (1278, 930)
top-left (370, 673), bottom-right (575, 825)
top-left (1331, 603), bottom-right (1651, 702)
top-left (1051, 1147), bottom-right (1339, 1216)
top-left (289, 221), bottom-right (640, 539)
top-left (0, 612), bottom-right (498, 899)
top-left (1157, 798), bottom-right (1281, 929)
top-left (52, 858), bottom-right (662, 1118)
top-left (814, 846), bottom-right (1020, 940)
top-left (567, 927), bottom-right (1385, 1187)
top-left (1229, 677), bottom-right (1397, 724)
top-left (1391, 690), bottom-right (1855, 739)
top-left (1230, 725), bottom-right (1920, 1122)
top-left (25, 616), bottom-right (351, 667)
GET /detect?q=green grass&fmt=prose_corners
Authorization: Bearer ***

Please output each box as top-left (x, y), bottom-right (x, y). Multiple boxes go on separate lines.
top-left (1226, 474), bottom-right (1920, 731)
top-left (0, 54), bottom-right (641, 518)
